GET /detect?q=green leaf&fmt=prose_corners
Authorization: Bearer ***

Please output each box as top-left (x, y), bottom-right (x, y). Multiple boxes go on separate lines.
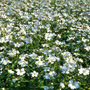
top-left (40, 86), bottom-right (45, 88)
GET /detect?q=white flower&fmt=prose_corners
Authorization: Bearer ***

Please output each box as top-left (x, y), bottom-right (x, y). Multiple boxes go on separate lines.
top-left (19, 54), bottom-right (26, 60)
top-left (35, 56), bottom-right (43, 60)
top-left (14, 42), bottom-right (24, 47)
top-left (83, 69), bottom-right (89, 75)
top-left (57, 34), bottom-right (61, 38)
top-left (1, 88), bottom-right (5, 90)
top-left (25, 37), bottom-right (32, 44)
top-left (31, 71), bottom-right (38, 77)
top-left (75, 48), bottom-right (79, 51)
top-left (76, 58), bottom-right (83, 62)
top-left (63, 13), bottom-right (68, 17)
top-left (47, 55), bottom-right (57, 64)
top-left (0, 46), bottom-right (5, 50)
top-left (68, 80), bottom-right (79, 89)
top-left (68, 83), bottom-right (76, 89)
top-left (85, 46), bottom-right (90, 51)
top-left (0, 37), bottom-right (6, 43)
top-left (29, 53), bottom-right (37, 59)
top-left (16, 68), bottom-right (25, 76)
top-left (45, 33), bottom-right (56, 41)
top-left (49, 71), bottom-right (56, 76)
top-left (35, 60), bottom-right (44, 66)
top-left (78, 68), bottom-right (84, 74)
top-left (42, 44), bottom-right (49, 47)
top-left (73, 53), bottom-right (80, 56)
top-left (5, 35), bottom-right (12, 42)
top-left (12, 78), bottom-right (18, 83)
top-left (60, 82), bottom-right (65, 88)
top-left (44, 67), bottom-right (50, 72)
top-left (7, 49), bottom-right (19, 57)
top-left (18, 60), bottom-right (28, 67)
top-left (44, 73), bottom-right (50, 79)
top-left (78, 68), bottom-right (89, 75)
top-left (82, 37), bottom-right (89, 42)
top-left (62, 51), bottom-right (71, 58)
top-left (8, 70), bottom-right (14, 74)
top-left (1, 58), bottom-right (11, 65)
top-left (55, 40), bottom-right (61, 45)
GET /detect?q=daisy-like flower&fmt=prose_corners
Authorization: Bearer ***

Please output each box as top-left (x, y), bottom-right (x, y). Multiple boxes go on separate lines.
top-left (16, 68), bottom-right (25, 76)
top-left (35, 56), bottom-right (43, 61)
top-left (14, 42), bottom-right (24, 47)
top-left (0, 37), bottom-right (6, 43)
top-left (68, 80), bottom-right (79, 89)
top-left (18, 60), bottom-right (28, 67)
top-left (7, 49), bottom-right (19, 57)
top-left (42, 44), bottom-right (49, 47)
top-left (35, 60), bottom-right (44, 66)
top-left (19, 55), bottom-right (26, 60)
top-left (8, 69), bottom-right (14, 74)
top-left (55, 40), bottom-right (61, 45)
top-left (0, 46), bottom-right (5, 50)
top-left (1, 58), bottom-right (11, 65)
top-left (49, 71), bottom-right (56, 77)
top-left (47, 55), bottom-right (56, 64)
top-left (29, 53), bottom-right (37, 59)
top-left (84, 46), bottom-right (90, 51)
top-left (12, 78), bottom-right (18, 83)
top-left (45, 33), bottom-right (56, 41)
top-left (31, 71), bottom-right (38, 77)
top-left (78, 68), bottom-right (89, 75)
top-left (60, 82), bottom-right (65, 88)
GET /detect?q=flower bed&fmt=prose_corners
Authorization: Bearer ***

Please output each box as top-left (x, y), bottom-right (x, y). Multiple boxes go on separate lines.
top-left (0, 0), bottom-right (90, 89)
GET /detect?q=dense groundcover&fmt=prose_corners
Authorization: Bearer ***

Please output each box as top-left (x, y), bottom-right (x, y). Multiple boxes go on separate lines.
top-left (0, 0), bottom-right (90, 89)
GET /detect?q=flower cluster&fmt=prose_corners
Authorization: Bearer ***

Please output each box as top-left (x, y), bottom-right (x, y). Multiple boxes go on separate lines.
top-left (0, 0), bottom-right (90, 89)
